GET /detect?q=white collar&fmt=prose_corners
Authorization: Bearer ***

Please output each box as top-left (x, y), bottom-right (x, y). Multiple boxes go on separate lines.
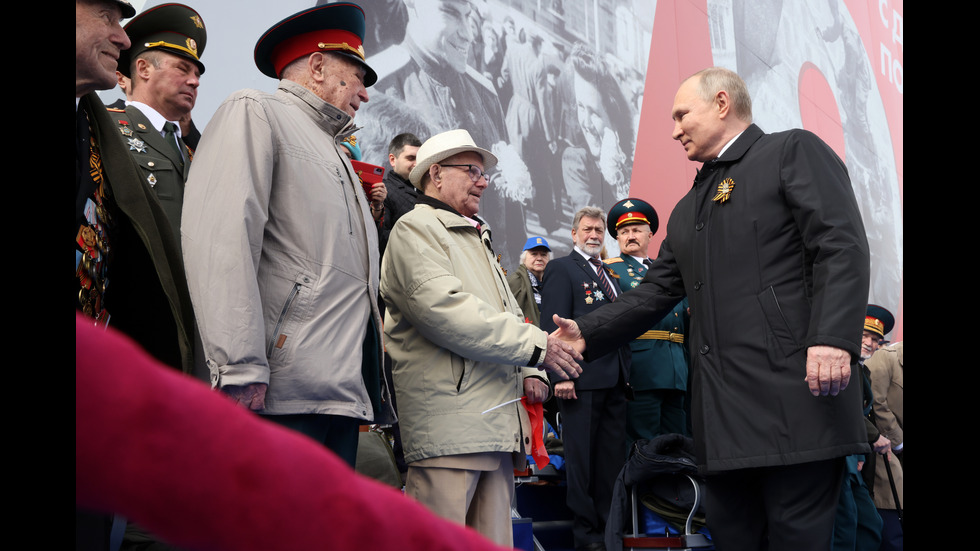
top-left (127, 101), bottom-right (181, 138)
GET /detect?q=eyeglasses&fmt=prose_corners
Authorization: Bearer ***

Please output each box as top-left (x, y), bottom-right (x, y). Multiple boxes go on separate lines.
top-left (440, 164), bottom-right (492, 184)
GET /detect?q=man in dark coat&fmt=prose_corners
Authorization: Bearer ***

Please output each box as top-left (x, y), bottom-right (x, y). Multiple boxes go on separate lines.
top-left (75, 0), bottom-right (194, 374)
top-left (541, 207), bottom-right (630, 551)
top-left (379, 132), bottom-right (421, 256)
top-left (76, 1), bottom-right (195, 547)
top-left (553, 68), bottom-right (871, 550)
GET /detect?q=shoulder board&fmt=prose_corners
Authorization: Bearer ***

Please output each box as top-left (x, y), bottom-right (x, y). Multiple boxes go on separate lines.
top-left (602, 257), bottom-right (624, 265)
top-left (106, 107), bottom-right (126, 113)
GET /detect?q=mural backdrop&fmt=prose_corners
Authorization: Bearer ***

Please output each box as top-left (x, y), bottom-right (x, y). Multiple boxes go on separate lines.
top-left (102, 0), bottom-right (903, 338)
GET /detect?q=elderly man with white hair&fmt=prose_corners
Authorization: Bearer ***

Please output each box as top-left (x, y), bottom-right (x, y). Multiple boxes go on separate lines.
top-left (380, 129), bottom-right (581, 546)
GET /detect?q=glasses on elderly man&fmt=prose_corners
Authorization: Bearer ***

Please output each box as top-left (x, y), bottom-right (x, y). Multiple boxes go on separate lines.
top-left (440, 164), bottom-right (492, 184)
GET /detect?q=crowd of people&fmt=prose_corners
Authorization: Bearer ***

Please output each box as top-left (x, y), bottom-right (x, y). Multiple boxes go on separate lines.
top-left (76, 1), bottom-right (901, 550)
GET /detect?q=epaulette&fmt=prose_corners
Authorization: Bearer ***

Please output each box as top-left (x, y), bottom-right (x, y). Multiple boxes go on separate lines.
top-left (602, 257), bottom-right (624, 265)
top-left (106, 107), bottom-right (126, 113)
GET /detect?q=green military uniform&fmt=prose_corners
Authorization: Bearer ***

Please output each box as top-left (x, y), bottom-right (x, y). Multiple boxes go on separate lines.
top-left (109, 2), bottom-right (207, 242)
top-left (106, 106), bottom-right (193, 242)
top-left (604, 197), bottom-right (690, 447)
top-left (605, 255), bottom-right (689, 444)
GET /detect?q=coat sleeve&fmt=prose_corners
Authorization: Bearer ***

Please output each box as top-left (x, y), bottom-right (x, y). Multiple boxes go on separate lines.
top-left (181, 93), bottom-right (275, 388)
top-left (780, 130), bottom-right (870, 356)
top-left (381, 216), bottom-right (547, 367)
top-left (866, 347), bottom-right (903, 446)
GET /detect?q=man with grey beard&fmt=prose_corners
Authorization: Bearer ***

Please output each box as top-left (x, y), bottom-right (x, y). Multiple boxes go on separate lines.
top-left (540, 206), bottom-right (630, 551)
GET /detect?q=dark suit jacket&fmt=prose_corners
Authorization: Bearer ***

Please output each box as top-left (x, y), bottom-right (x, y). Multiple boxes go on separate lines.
top-left (541, 252), bottom-right (629, 391)
top-left (106, 104), bottom-right (191, 242)
top-left (576, 125), bottom-right (870, 472)
top-left (79, 93), bottom-right (195, 373)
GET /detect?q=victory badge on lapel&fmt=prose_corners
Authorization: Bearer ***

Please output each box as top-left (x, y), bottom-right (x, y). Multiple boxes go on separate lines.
top-left (713, 178), bottom-right (735, 203)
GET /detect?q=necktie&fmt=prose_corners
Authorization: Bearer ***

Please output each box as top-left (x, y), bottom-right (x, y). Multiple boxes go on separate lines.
top-left (643, 258), bottom-right (653, 268)
top-left (163, 122), bottom-right (184, 168)
top-left (588, 257), bottom-right (617, 302)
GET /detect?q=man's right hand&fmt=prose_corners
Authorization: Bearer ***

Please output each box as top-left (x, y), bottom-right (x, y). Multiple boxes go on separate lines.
top-left (223, 382), bottom-right (268, 411)
top-left (541, 333), bottom-right (583, 380)
top-left (872, 434), bottom-right (891, 457)
top-left (552, 314), bottom-right (586, 355)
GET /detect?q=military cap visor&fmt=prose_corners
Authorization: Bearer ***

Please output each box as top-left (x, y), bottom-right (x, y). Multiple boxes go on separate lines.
top-left (607, 198), bottom-right (659, 238)
top-left (119, 3), bottom-right (207, 78)
top-left (254, 3), bottom-right (377, 86)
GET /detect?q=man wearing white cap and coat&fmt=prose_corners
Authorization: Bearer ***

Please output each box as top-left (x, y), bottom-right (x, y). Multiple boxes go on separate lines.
top-left (380, 129), bottom-right (582, 546)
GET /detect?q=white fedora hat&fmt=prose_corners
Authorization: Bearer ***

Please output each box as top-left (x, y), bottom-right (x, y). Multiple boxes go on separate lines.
top-left (409, 129), bottom-right (498, 189)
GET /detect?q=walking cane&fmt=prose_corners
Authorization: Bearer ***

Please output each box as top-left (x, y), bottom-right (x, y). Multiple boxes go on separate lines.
top-left (882, 450), bottom-right (903, 528)
top-left (871, 408), bottom-right (903, 529)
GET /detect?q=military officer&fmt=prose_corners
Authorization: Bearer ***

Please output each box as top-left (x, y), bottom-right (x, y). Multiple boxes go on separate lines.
top-left (107, 2), bottom-right (206, 241)
top-left (603, 198), bottom-right (690, 445)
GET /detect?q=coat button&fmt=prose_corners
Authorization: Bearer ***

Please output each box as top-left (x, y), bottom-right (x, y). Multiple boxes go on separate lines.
top-left (525, 437), bottom-right (530, 444)
top-left (699, 344), bottom-right (710, 354)
top-left (694, 281), bottom-right (703, 290)
top-left (696, 222), bottom-right (704, 230)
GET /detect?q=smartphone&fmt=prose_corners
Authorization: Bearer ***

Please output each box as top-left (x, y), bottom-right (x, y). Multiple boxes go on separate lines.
top-left (351, 160), bottom-right (385, 196)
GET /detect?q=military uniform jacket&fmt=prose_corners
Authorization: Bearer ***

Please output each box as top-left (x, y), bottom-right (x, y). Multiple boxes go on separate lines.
top-left (106, 104), bottom-right (191, 243)
top-left (576, 124), bottom-right (871, 472)
top-left (78, 93), bottom-right (195, 373)
top-left (605, 255), bottom-right (689, 391)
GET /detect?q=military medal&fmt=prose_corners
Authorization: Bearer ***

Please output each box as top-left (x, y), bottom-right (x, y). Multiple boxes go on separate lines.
top-left (713, 178), bottom-right (735, 203)
top-left (127, 137), bottom-right (147, 153)
top-left (147, 173), bottom-right (158, 187)
top-left (594, 290), bottom-right (605, 302)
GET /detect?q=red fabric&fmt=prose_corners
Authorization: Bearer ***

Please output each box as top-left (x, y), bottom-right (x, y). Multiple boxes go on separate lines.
top-left (521, 396), bottom-right (550, 469)
top-left (75, 313), bottom-right (509, 551)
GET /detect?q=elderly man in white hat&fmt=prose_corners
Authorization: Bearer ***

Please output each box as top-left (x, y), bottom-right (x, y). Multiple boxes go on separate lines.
top-left (380, 129), bottom-right (582, 545)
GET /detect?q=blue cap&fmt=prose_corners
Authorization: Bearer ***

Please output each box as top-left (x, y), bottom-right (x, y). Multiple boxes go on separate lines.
top-left (523, 236), bottom-right (551, 251)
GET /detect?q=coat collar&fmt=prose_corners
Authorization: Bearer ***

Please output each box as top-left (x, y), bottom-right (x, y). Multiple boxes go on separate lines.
top-left (715, 123), bottom-right (764, 164)
top-left (277, 79), bottom-right (353, 137)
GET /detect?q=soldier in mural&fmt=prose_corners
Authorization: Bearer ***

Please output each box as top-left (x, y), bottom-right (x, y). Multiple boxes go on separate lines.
top-left (711, 0), bottom-right (902, 317)
top-left (357, 0), bottom-right (649, 264)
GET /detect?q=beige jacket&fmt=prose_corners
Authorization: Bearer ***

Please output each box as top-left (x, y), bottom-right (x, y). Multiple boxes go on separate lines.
top-left (867, 341), bottom-right (903, 509)
top-left (381, 200), bottom-right (548, 464)
top-left (182, 80), bottom-right (394, 423)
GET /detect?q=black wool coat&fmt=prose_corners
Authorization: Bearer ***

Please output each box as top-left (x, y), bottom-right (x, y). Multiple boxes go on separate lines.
top-left (576, 124), bottom-right (871, 472)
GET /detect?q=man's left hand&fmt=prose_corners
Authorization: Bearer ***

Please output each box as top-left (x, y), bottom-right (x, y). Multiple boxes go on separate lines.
top-left (524, 378), bottom-right (549, 404)
top-left (804, 345), bottom-right (851, 396)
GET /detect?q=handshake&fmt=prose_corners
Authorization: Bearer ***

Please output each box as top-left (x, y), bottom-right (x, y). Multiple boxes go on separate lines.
top-left (540, 315), bottom-right (587, 380)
